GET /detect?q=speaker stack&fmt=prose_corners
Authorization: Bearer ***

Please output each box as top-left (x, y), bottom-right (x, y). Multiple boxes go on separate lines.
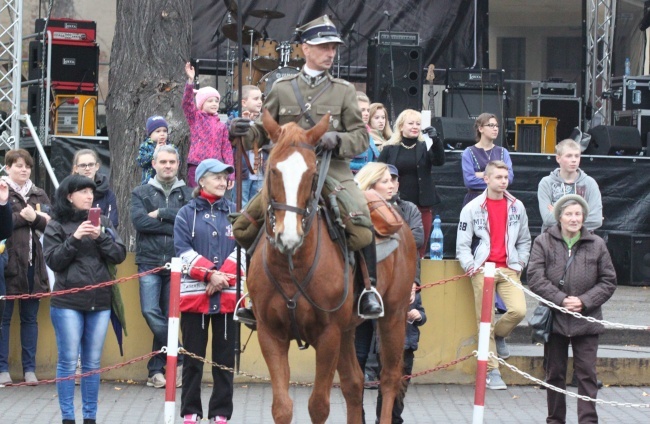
top-left (443, 69), bottom-right (505, 146)
top-left (28, 18), bottom-right (98, 137)
top-left (607, 233), bottom-right (650, 286)
top-left (367, 32), bottom-right (422, 124)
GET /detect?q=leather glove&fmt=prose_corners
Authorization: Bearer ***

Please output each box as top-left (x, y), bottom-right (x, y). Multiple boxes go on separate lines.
top-left (422, 126), bottom-right (438, 139)
top-left (319, 131), bottom-right (340, 151)
top-left (229, 118), bottom-right (252, 137)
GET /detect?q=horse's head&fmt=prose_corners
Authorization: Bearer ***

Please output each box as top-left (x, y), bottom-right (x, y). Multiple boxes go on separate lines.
top-left (262, 109), bottom-right (330, 255)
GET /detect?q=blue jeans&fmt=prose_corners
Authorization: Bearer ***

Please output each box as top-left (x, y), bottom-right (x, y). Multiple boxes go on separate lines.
top-left (138, 265), bottom-right (182, 377)
top-left (232, 178), bottom-right (263, 208)
top-left (51, 306), bottom-right (110, 420)
top-left (0, 264), bottom-right (40, 373)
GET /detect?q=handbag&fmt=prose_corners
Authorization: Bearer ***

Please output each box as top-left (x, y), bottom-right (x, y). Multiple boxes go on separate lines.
top-left (528, 250), bottom-right (577, 344)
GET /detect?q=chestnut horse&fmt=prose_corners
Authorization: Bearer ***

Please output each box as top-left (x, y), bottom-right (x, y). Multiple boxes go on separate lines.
top-left (247, 109), bottom-right (417, 424)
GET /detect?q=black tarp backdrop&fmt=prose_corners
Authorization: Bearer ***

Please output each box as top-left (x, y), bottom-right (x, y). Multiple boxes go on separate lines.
top-left (191, 0), bottom-right (488, 80)
top-left (50, 137), bottom-right (111, 185)
top-left (435, 152), bottom-right (650, 258)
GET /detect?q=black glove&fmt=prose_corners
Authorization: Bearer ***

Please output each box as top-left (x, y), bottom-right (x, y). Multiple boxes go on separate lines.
top-left (229, 118), bottom-right (252, 137)
top-left (422, 126), bottom-right (438, 139)
top-left (319, 131), bottom-right (340, 151)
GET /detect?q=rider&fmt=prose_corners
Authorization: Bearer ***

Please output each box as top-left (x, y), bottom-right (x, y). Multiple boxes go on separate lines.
top-left (230, 15), bottom-right (383, 322)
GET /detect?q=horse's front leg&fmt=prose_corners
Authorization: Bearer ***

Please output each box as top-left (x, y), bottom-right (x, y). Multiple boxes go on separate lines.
top-left (309, 325), bottom-right (341, 424)
top-left (376, 313), bottom-right (407, 424)
top-left (337, 327), bottom-right (364, 424)
top-left (257, 324), bottom-right (293, 424)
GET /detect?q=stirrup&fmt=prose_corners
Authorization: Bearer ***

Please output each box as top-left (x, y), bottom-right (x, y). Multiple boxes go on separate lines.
top-left (233, 292), bottom-right (254, 324)
top-left (357, 286), bottom-right (385, 319)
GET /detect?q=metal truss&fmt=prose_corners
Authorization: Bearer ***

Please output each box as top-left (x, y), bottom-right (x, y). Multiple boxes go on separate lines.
top-left (585, 0), bottom-right (617, 127)
top-left (0, 0), bottom-right (22, 166)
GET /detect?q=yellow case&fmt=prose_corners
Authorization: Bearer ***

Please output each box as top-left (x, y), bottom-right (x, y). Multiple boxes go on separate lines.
top-left (515, 116), bottom-right (558, 153)
top-left (54, 94), bottom-right (97, 136)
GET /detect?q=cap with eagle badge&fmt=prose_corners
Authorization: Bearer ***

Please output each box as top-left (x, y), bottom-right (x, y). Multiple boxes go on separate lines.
top-left (298, 15), bottom-right (344, 45)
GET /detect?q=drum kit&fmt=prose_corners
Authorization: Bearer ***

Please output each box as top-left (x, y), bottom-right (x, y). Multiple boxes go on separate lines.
top-left (222, 9), bottom-right (303, 98)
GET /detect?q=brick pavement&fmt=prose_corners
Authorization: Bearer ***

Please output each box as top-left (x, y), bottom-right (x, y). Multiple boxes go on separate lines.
top-left (1, 382), bottom-right (650, 423)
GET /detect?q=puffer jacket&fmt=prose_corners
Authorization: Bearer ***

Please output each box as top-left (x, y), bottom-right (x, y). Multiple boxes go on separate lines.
top-left (527, 224), bottom-right (617, 337)
top-left (174, 196), bottom-right (239, 314)
top-left (456, 190), bottom-right (531, 274)
top-left (43, 214), bottom-right (126, 311)
top-left (131, 178), bottom-right (192, 267)
top-left (4, 183), bottom-right (50, 295)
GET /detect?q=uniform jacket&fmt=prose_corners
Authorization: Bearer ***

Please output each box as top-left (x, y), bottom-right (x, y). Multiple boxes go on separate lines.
top-left (538, 168), bottom-right (603, 233)
top-left (182, 83), bottom-right (235, 180)
top-left (131, 178), bottom-right (192, 266)
top-left (378, 137), bottom-right (445, 207)
top-left (4, 182), bottom-right (50, 295)
top-left (92, 173), bottom-right (118, 228)
top-left (456, 190), bottom-right (531, 274)
top-left (44, 214), bottom-right (126, 311)
top-left (405, 292), bottom-right (427, 351)
top-left (243, 70), bottom-right (369, 185)
top-left (174, 196), bottom-right (239, 314)
top-left (527, 224), bottom-right (616, 337)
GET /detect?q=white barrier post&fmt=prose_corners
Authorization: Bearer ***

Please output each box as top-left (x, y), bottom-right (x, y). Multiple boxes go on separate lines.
top-left (473, 262), bottom-right (496, 424)
top-left (164, 258), bottom-right (182, 424)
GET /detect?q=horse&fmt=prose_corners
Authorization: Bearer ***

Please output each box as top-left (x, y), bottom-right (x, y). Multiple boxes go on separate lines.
top-left (246, 109), bottom-right (417, 424)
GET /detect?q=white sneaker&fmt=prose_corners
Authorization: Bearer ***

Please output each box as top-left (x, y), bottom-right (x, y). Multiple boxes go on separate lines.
top-left (146, 372), bottom-right (166, 388)
top-left (0, 371), bottom-right (12, 385)
top-left (486, 369), bottom-right (507, 390)
top-left (495, 336), bottom-right (511, 359)
top-left (24, 371), bottom-right (38, 385)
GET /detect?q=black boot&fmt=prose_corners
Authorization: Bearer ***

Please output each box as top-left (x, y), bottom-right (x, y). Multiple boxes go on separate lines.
top-left (358, 234), bottom-right (384, 319)
top-left (235, 306), bottom-right (257, 330)
top-left (62, 420), bottom-right (75, 424)
top-left (83, 420), bottom-right (96, 424)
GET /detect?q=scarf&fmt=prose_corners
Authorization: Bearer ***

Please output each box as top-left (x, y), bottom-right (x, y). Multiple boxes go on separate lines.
top-left (2, 175), bottom-right (33, 203)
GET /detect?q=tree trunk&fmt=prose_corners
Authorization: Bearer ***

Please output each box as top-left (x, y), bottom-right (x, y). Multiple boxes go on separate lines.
top-left (106, 0), bottom-right (191, 249)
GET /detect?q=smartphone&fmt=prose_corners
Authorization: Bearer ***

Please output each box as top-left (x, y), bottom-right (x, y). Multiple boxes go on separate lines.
top-left (88, 207), bottom-right (101, 227)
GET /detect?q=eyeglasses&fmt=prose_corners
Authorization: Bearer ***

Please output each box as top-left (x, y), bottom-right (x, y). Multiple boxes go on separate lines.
top-left (483, 123), bottom-right (499, 128)
top-left (76, 162), bottom-right (97, 169)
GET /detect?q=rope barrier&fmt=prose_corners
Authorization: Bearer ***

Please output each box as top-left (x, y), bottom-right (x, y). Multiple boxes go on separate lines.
top-left (0, 265), bottom-right (169, 301)
top-left (495, 269), bottom-right (650, 331)
top-left (490, 353), bottom-right (650, 409)
top-left (0, 350), bottom-right (163, 388)
top-left (416, 270), bottom-right (471, 291)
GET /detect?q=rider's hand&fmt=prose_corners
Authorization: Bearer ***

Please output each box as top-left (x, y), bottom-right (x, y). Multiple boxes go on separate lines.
top-left (229, 118), bottom-right (252, 137)
top-left (319, 132), bottom-right (340, 151)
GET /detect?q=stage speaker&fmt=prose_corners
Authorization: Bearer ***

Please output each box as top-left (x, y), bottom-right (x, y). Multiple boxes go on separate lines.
top-left (585, 125), bottom-right (642, 155)
top-left (367, 42), bottom-right (422, 123)
top-left (443, 89), bottom-right (504, 146)
top-left (28, 40), bottom-right (99, 86)
top-left (606, 234), bottom-right (650, 286)
top-left (431, 117), bottom-right (475, 150)
top-left (27, 85), bottom-right (43, 131)
top-left (528, 96), bottom-right (581, 141)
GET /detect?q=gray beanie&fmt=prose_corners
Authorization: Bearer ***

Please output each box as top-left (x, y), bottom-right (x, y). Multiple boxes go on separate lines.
top-left (554, 194), bottom-right (589, 222)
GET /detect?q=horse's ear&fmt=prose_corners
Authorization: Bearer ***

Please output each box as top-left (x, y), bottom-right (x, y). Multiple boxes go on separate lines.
top-left (307, 113), bottom-right (330, 146)
top-left (262, 108), bottom-right (281, 141)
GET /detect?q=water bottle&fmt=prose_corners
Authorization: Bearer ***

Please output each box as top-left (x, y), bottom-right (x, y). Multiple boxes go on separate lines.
top-left (429, 215), bottom-right (444, 260)
top-left (625, 57), bottom-right (631, 77)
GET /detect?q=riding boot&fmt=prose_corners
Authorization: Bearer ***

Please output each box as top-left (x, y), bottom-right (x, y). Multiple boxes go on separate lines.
top-left (235, 305), bottom-right (257, 330)
top-left (358, 234), bottom-right (384, 319)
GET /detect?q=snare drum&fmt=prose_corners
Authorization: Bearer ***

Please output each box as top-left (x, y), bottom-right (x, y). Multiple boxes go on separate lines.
top-left (233, 61), bottom-right (263, 86)
top-left (288, 42), bottom-right (305, 67)
top-left (253, 39), bottom-right (279, 71)
top-left (258, 67), bottom-right (300, 96)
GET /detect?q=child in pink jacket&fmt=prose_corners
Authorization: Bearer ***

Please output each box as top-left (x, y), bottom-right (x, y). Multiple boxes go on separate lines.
top-left (183, 62), bottom-right (234, 188)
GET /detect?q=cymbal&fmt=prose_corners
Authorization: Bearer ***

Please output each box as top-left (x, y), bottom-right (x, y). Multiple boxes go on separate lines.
top-left (222, 0), bottom-right (237, 13)
top-left (222, 23), bottom-right (262, 43)
top-left (250, 9), bottom-right (285, 19)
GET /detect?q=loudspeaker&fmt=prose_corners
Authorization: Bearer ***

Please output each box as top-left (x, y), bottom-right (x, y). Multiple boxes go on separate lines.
top-left (27, 85), bottom-right (43, 131)
top-left (367, 42), bottom-right (422, 122)
top-left (528, 96), bottom-right (581, 140)
top-left (606, 234), bottom-right (650, 286)
top-left (431, 117), bottom-right (475, 150)
top-left (28, 40), bottom-right (99, 86)
top-left (585, 125), bottom-right (642, 155)
top-left (443, 89), bottom-right (504, 145)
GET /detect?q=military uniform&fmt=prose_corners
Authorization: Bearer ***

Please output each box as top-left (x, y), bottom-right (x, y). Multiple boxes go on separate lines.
top-left (242, 70), bottom-right (373, 249)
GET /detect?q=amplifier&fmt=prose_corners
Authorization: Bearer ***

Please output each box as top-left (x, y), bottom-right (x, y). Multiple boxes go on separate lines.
top-left (514, 116), bottom-right (557, 153)
top-left (28, 41), bottom-right (99, 86)
top-left (35, 18), bottom-right (96, 43)
top-left (446, 68), bottom-right (504, 91)
top-left (430, 117), bottom-right (475, 150)
top-left (528, 96), bottom-right (581, 141)
top-left (53, 94), bottom-right (97, 136)
top-left (531, 82), bottom-right (577, 97)
top-left (376, 31), bottom-right (419, 46)
top-left (613, 109), bottom-right (650, 148)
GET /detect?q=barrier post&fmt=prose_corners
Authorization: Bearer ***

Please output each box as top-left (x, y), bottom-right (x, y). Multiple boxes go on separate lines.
top-left (164, 257), bottom-right (182, 424)
top-left (472, 262), bottom-right (496, 424)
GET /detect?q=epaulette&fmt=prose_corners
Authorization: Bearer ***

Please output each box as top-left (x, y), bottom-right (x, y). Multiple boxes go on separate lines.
top-left (276, 73), bottom-right (301, 83)
top-left (328, 75), bottom-right (350, 86)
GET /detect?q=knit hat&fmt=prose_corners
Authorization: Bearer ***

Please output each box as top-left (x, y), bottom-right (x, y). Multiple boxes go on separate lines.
top-left (554, 194), bottom-right (589, 222)
top-left (194, 86), bottom-right (221, 111)
top-left (195, 158), bottom-right (234, 185)
top-left (146, 115), bottom-right (168, 136)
